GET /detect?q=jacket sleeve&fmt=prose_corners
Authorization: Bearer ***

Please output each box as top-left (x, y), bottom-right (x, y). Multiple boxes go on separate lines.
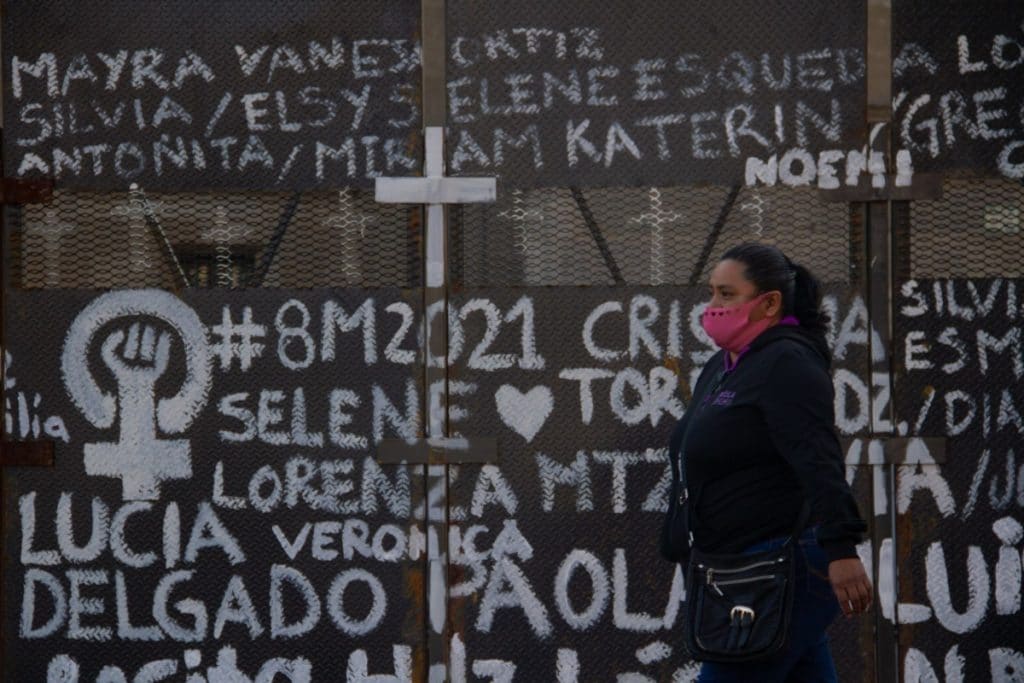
top-left (758, 349), bottom-right (867, 562)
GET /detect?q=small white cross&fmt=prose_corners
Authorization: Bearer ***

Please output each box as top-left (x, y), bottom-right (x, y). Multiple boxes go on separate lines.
top-left (375, 127), bottom-right (497, 286)
top-left (631, 187), bottom-right (682, 286)
top-left (323, 188), bottom-right (375, 283)
top-left (36, 207), bottom-right (76, 287)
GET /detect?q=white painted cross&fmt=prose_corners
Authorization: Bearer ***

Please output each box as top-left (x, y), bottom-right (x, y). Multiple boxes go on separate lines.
top-left (375, 127), bottom-right (498, 650)
top-left (375, 126), bottom-right (497, 286)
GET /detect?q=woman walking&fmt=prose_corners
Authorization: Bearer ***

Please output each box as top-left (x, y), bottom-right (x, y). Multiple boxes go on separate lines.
top-left (661, 243), bottom-right (872, 682)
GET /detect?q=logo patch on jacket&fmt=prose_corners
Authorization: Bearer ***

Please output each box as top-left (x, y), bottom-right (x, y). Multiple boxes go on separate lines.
top-left (711, 390), bottom-right (736, 406)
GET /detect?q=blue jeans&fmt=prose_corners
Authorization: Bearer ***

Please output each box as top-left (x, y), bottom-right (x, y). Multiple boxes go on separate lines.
top-left (696, 527), bottom-right (841, 683)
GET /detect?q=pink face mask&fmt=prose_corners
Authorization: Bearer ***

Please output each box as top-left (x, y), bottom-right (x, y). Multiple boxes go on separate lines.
top-left (701, 293), bottom-right (773, 353)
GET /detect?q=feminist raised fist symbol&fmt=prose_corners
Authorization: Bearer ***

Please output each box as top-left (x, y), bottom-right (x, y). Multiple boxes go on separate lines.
top-left (62, 291), bottom-right (212, 500)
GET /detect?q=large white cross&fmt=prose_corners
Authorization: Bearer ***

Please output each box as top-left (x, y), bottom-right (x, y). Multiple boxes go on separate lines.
top-left (375, 126), bottom-right (497, 653)
top-left (375, 127), bottom-right (496, 286)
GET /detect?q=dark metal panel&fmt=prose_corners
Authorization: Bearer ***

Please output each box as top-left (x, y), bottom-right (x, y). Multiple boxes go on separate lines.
top-left (3, 1), bottom-right (422, 190)
top-left (892, 0), bottom-right (1024, 178)
top-left (890, 3), bottom-right (1024, 679)
top-left (892, 276), bottom-right (1024, 681)
top-left (2, 288), bottom-right (427, 681)
top-left (446, 0), bottom-right (867, 189)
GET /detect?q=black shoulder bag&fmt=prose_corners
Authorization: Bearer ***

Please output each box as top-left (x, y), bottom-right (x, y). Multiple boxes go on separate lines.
top-left (678, 369), bottom-right (811, 663)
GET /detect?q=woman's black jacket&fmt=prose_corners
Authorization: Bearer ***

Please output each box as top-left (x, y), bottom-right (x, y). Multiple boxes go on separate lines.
top-left (660, 325), bottom-right (867, 564)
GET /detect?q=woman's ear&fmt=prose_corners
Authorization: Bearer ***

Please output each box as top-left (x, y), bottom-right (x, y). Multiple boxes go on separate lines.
top-left (765, 291), bottom-right (783, 318)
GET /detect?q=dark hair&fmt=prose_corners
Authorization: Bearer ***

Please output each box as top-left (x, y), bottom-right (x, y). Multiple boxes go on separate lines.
top-left (720, 242), bottom-right (830, 339)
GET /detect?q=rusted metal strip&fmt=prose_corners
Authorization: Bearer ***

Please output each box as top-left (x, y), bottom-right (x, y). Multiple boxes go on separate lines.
top-left (0, 177), bottom-right (54, 205)
top-left (866, 0), bottom-right (893, 123)
top-left (1, 137), bottom-right (59, 671)
top-left (422, 0), bottom-right (446, 128)
top-left (864, 2), bottom-right (899, 671)
top-left (867, 198), bottom-right (901, 683)
top-left (0, 440), bottom-right (56, 467)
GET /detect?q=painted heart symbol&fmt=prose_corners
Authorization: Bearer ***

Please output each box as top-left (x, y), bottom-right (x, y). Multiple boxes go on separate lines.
top-left (495, 385), bottom-right (554, 443)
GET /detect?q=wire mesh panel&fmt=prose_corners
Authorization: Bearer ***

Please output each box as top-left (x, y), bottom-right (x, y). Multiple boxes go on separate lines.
top-left (892, 2), bottom-right (1024, 182)
top-left (892, 2), bottom-right (1024, 680)
top-left (6, 190), bottom-right (421, 290)
top-left (1, 2), bottom-right (431, 681)
top-left (453, 185), bottom-right (856, 288)
top-left (445, 1), bottom-right (875, 680)
top-left (902, 174), bottom-right (1024, 281)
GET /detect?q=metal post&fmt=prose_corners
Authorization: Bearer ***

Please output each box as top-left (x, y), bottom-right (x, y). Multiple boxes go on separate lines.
top-left (375, 5), bottom-right (496, 678)
top-left (421, 1), bottom-right (451, 680)
top-left (865, 2), bottom-right (899, 681)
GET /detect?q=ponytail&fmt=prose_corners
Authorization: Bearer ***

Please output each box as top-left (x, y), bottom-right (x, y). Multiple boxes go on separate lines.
top-left (786, 259), bottom-right (828, 334)
top-left (788, 260), bottom-right (831, 360)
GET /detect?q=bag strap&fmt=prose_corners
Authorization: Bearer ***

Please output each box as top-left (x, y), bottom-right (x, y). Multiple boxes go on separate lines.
top-left (781, 500), bottom-right (812, 548)
top-left (676, 366), bottom-right (726, 547)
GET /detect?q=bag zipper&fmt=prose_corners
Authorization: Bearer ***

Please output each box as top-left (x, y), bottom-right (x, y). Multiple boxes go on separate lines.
top-left (705, 572), bottom-right (777, 597)
top-left (713, 574), bottom-right (777, 586)
top-left (698, 557), bottom-right (784, 582)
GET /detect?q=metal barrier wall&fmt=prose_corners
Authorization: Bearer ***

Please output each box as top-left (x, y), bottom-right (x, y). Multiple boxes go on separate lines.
top-left (889, 3), bottom-right (1024, 681)
top-left (1, 1), bottom-right (1021, 681)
